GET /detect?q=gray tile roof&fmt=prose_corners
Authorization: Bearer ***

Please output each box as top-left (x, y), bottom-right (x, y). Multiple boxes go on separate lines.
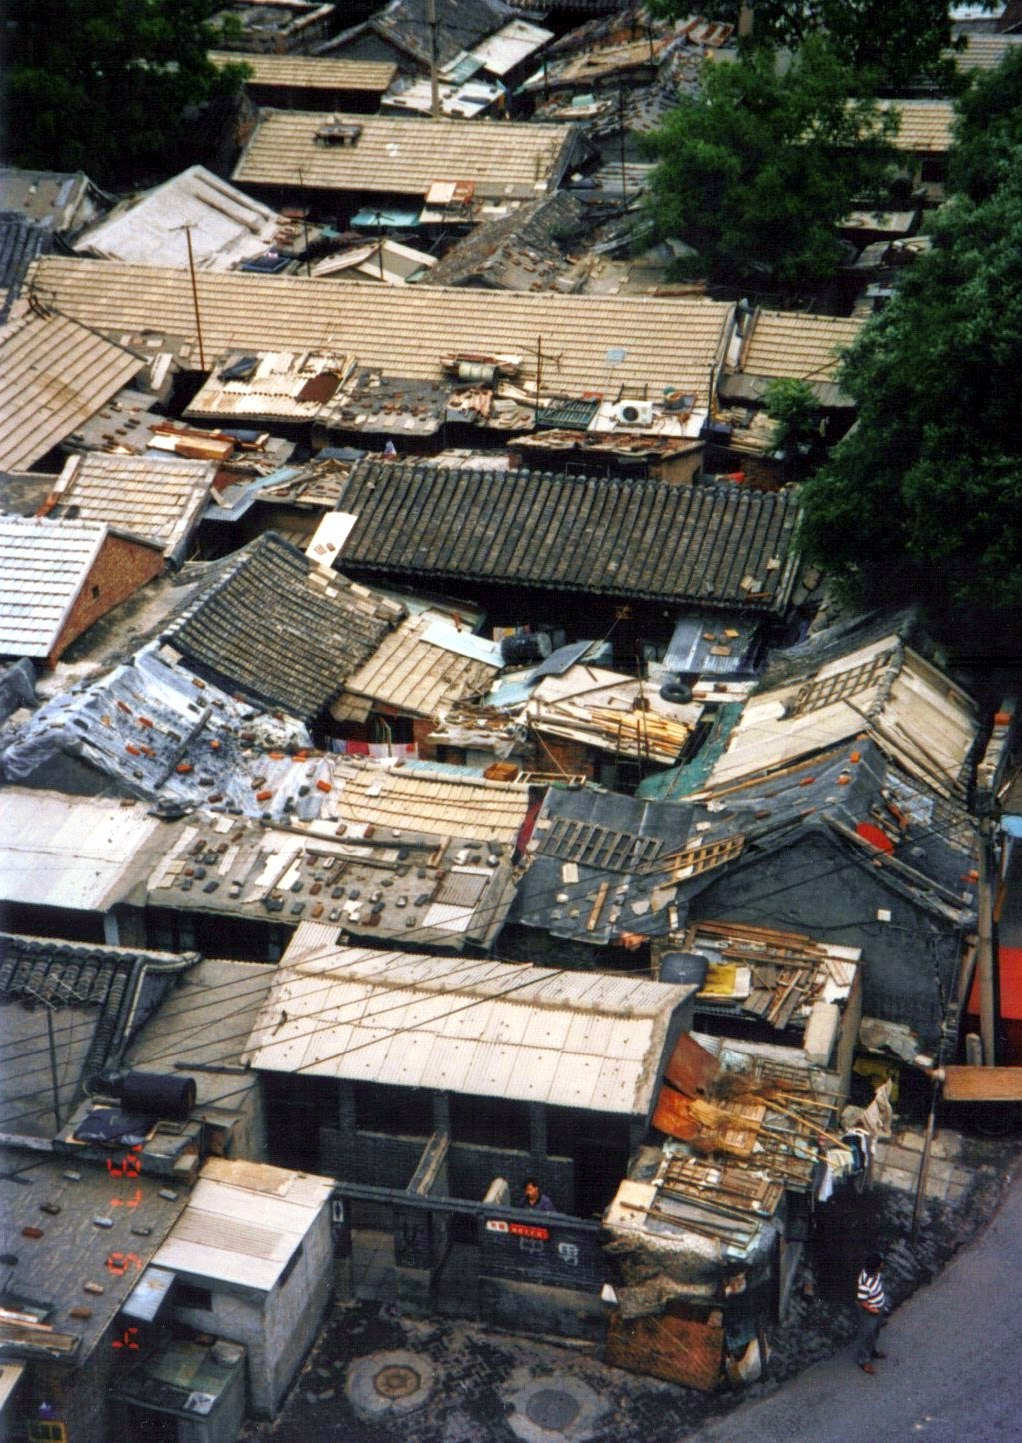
top-left (0, 515), bottom-right (106, 657)
top-left (160, 532), bottom-right (403, 721)
top-left (0, 932), bottom-right (195, 1138)
top-left (46, 452), bottom-right (216, 565)
top-left (0, 212), bottom-right (57, 323)
top-left (334, 463), bottom-right (802, 613)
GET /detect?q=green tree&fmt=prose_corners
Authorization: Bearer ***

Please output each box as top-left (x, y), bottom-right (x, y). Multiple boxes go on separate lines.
top-left (798, 168), bottom-right (1022, 636)
top-left (949, 45), bottom-right (1022, 202)
top-left (6, 0), bottom-right (248, 186)
top-left (649, 0), bottom-right (965, 91)
top-left (764, 377), bottom-right (820, 453)
top-left (642, 39), bottom-right (896, 289)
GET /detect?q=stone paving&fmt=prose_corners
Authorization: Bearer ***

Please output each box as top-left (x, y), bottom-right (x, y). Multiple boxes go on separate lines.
top-left (239, 1128), bottom-right (1020, 1443)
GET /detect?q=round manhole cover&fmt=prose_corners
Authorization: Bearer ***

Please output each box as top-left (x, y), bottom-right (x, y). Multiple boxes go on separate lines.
top-left (374, 1365), bottom-right (421, 1400)
top-left (525, 1388), bottom-right (581, 1431)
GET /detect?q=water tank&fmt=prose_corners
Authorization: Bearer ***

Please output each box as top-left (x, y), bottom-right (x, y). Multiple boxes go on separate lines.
top-left (500, 631), bottom-right (552, 667)
top-left (119, 1071), bottom-right (197, 1121)
top-left (659, 951), bottom-right (709, 988)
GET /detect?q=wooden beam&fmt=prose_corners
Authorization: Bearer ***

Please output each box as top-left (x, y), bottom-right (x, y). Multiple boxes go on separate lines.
top-left (940, 1066), bottom-right (1022, 1102)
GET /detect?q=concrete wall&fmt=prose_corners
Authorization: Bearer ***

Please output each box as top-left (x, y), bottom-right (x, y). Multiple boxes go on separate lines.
top-left (165, 1203), bottom-right (332, 1418)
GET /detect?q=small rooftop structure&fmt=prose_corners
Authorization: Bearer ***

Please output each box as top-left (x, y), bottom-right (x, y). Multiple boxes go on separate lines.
top-left (210, 0), bottom-right (336, 53)
top-left (243, 943), bottom-right (697, 1119)
top-left (41, 452), bottom-right (216, 565)
top-left (722, 309), bottom-right (866, 408)
top-left (309, 236), bottom-right (435, 283)
top-left (74, 165), bottom-right (289, 272)
top-left (233, 109), bottom-right (581, 206)
top-left (0, 212), bottom-right (58, 324)
top-left (147, 801), bottom-right (520, 949)
top-left (185, 349), bottom-right (357, 426)
top-left (700, 632), bottom-right (979, 800)
top-left (159, 532), bottom-right (404, 721)
top-left (0, 167), bottom-right (108, 236)
top-left (333, 463), bottom-right (802, 614)
top-left (0, 306), bottom-right (144, 471)
top-left (0, 1157), bottom-right (188, 1370)
top-left (0, 515), bottom-right (164, 665)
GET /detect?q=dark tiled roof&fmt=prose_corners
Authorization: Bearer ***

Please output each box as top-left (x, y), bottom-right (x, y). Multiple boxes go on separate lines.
top-left (161, 532), bottom-right (402, 720)
top-left (372, 0), bottom-right (513, 69)
top-left (424, 192), bottom-right (590, 291)
top-left (0, 213), bottom-right (57, 323)
top-left (0, 933), bottom-right (195, 1136)
top-left (335, 464), bottom-right (801, 613)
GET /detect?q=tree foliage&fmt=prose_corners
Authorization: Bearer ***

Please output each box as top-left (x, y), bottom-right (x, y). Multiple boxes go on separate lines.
top-left (764, 378), bottom-right (820, 452)
top-left (6, 0), bottom-right (247, 186)
top-left (649, 0), bottom-right (966, 91)
top-left (949, 45), bottom-right (1022, 202)
top-left (798, 163), bottom-right (1022, 635)
top-left (642, 39), bottom-right (896, 289)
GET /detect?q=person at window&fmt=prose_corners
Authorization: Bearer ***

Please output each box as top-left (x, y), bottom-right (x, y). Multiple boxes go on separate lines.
top-left (522, 1178), bottom-right (556, 1213)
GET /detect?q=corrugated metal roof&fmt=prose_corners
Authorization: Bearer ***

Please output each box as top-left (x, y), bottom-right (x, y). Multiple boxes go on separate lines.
top-left (185, 350), bottom-right (357, 424)
top-left (243, 944), bottom-right (695, 1114)
top-left (0, 515), bottom-right (106, 656)
top-left (0, 307), bottom-right (144, 471)
top-left (46, 452), bottom-right (216, 564)
top-left (736, 310), bottom-right (865, 384)
top-left (152, 1159), bottom-right (333, 1292)
top-left (0, 789), bottom-right (166, 910)
top-left (75, 166), bottom-right (285, 272)
top-left (25, 256), bottom-right (733, 398)
top-left (233, 109), bottom-right (579, 200)
top-left (471, 19), bottom-right (553, 75)
top-left (209, 49), bottom-right (397, 90)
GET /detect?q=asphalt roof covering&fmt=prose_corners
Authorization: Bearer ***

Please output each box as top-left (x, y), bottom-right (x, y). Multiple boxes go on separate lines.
top-left (334, 464), bottom-right (801, 613)
top-left (160, 532), bottom-right (400, 720)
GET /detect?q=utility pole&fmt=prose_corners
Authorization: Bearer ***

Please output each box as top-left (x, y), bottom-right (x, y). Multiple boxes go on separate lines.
top-left (174, 223), bottom-right (207, 372)
top-left (428, 0), bottom-right (441, 120)
top-left (618, 81), bottom-right (627, 203)
top-left (46, 1006), bottom-right (62, 1131)
top-left (977, 800), bottom-right (999, 1066)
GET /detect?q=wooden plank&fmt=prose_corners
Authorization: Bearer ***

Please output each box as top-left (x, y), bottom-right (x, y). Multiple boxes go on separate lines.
top-left (940, 1066), bottom-right (1022, 1102)
top-left (587, 880), bottom-right (610, 932)
top-left (606, 1310), bottom-right (724, 1392)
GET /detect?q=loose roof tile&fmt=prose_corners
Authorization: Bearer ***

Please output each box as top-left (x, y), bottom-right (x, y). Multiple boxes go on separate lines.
top-left (160, 532), bottom-right (403, 720)
top-left (232, 108), bottom-right (581, 202)
top-left (333, 463), bottom-right (801, 613)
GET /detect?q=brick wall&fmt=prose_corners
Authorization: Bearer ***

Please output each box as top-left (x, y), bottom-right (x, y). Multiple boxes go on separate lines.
top-left (532, 735), bottom-right (595, 781)
top-left (50, 533), bottom-right (164, 665)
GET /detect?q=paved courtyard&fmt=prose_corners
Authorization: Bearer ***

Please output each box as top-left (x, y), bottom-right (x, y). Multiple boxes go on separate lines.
top-left (240, 1127), bottom-right (1018, 1443)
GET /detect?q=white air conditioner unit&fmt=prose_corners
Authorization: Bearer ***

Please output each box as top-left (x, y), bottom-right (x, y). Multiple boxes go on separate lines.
top-left (611, 400), bottom-right (654, 427)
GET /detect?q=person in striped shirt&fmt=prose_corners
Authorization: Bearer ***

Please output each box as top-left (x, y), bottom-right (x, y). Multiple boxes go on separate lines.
top-left (855, 1251), bottom-right (889, 1373)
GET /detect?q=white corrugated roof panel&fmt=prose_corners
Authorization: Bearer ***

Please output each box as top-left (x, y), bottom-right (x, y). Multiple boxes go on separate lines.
top-left (0, 515), bottom-right (108, 657)
top-left (243, 944), bottom-right (694, 1115)
top-left (0, 789), bottom-right (166, 911)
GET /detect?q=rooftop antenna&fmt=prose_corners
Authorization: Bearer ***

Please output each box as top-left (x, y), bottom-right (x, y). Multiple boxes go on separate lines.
top-left (428, 0), bottom-right (441, 119)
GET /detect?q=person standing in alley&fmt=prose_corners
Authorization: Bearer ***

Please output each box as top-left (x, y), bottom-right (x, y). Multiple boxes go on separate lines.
top-left (855, 1250), bottom-right (889, 1374)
